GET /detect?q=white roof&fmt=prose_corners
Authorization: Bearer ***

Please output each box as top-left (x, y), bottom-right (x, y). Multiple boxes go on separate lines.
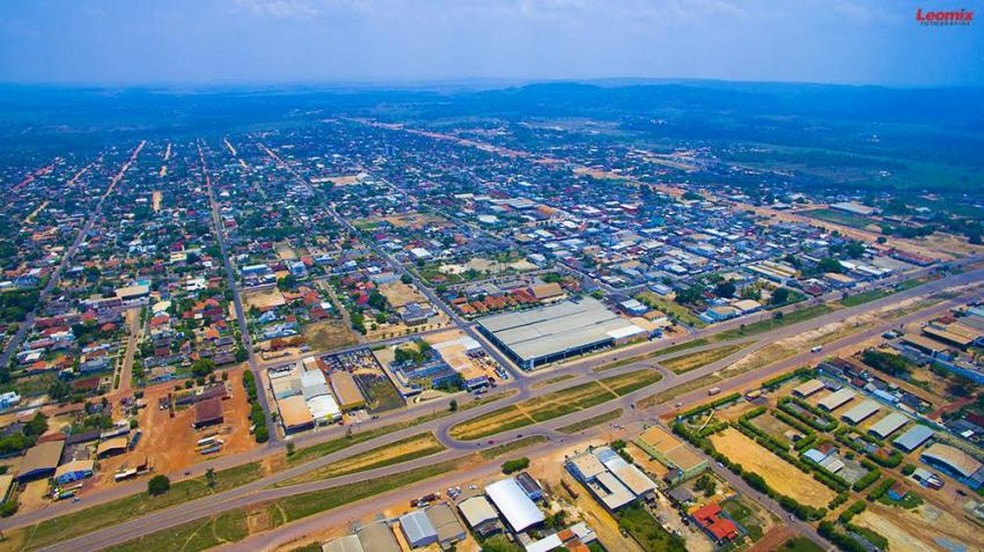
top-left (841, 399), bottom-right (880, 424)
top-left (869, 412), bottom-right (909, 438)
top-left (526, 534), bottom-right (563, 552)
top-left (306, 394), bottom-right (341, 420)
top-left (486, 478), bottom-right (544, 531)
top-left (818, 388), bottom-right (855, 411)
top-left (457, 496), bottom-right (498, 528)
top-left (606, 324), bottom-right (646, 340)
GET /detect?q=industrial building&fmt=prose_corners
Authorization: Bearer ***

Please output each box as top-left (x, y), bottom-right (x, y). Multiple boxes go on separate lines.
top-left (424, 503), bottom-right (466, 547)
top-left (457, 496), bottom-right (501, 537)
top-left (54, 459), bottom-right (94, 485)
top-left (565, 446), bottom-right (657, 511)
top-left (329, 370), bottom-right (367, 410)
top-left (270, 362), bottom-right (341, 433)
top-left (476, 297), bottom-right (645, 370)
top-left (355, 521), bottom-right (401, 552)
top-left (893, 424), bottom-right (935, 452)
top-left (16, 440), bottom-right (64, 482)
top-left (634, 426), bottom-right (708, 484)
top-left (322, 534), bottom-right (364, 552)
top-left (818, 388), bottom-right (855, 412)
top-left (193, 398), bottom-right (224, 429)
top-left (485, 477), bottom-right (545, 532)
top-left (841, 400), bottom-right (880, 425)
top-left (399, 510), bottom-right (437, 548)
top-left (96, 437), bottom-right (129, 458)
top-left (920, 444), bottom-right (984, 490)
top-left (792, 379), bottom-right (825, 398)
top-left (868, 412), bottom-right (909, 439)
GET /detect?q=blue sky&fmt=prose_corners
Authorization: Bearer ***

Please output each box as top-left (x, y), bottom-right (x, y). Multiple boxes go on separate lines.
top-left (0, 0), bottom-right (981, 86)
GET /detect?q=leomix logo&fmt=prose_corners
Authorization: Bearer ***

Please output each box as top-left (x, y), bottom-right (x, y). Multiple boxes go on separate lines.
top-left (916, 7), bottom-right (974, 25)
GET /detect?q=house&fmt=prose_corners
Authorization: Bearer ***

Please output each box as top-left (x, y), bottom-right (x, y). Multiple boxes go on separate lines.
top-left (691, 502), bottom-right (740, 544)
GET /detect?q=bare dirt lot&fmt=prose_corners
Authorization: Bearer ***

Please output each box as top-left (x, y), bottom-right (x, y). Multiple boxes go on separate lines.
top-left (855, 502), bottom-right (982, 552)
top-left (301, 320), bottom-right (358, 352)
top-left (96, 366), bottom-right (260, 485)
top-left (242, 287), bottom-right (286, 310)
top-left (378, 281), bottom-right (427, 308)
top-left (710, 428), bottom-right (835, 508)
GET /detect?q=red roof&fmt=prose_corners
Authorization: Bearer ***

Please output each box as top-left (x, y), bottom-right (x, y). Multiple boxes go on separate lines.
top-left (692, 503), bottom-right (740, 542)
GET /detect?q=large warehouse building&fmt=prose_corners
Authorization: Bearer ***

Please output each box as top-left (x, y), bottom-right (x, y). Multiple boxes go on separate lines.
top-left (476, 297), bottom-right (645, 370)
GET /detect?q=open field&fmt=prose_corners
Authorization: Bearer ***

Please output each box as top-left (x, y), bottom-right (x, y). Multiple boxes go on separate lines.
top-left (638, 372), bottom-right (725, 409)
top-left (3, 462), bottom-right (264, 551)
top-left (449, 381), bottom-right (618, 440)
top-left (377, 281), bottom-right (426, 308)
top-left (558, 409), bottom-right (624, 434)
top-left (837, 277), bottom-right (925, 308)
top-left (600, 369), bottom-right (663, 395)
top-left (480, 435), bottom-right (549, 459)
top-left (300, 320), bottom-right (357, 352)
top-left (713, 304), bottom-right (836, 341)
top-left (278, 433), bottom-right (445, 486)
top-left (660, 343), bottom-right (747, 374)
top-left (800, 208), bottom-right (876, 229)
top-left (242, 287), bottom-right (286, 310)
top-left (710, 428), bottom-right (835, 508)
top-left (532, 374), bottom-right (577, 389)
top-left (635, 292), bottom-right (706, 327)
top-left (853, 502), bottom-right (981, 552)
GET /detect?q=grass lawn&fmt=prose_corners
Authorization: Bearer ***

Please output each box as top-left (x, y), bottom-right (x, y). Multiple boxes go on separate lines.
top-left (720, 497), bottom-right (764, 541)
top-left (480, 435), bottom-right (549, 459)
top-left (278, 433), bottom-right (445, 486)
top-left (636, 292), bottom-right (706, 328)
top-left (108, 458), bottom-right (466, 552)
top-left (558, 409), bottom-right (623, 434)
top-left (450, 381), bottom-right (618, 440)
top-left (617, 504), bottom-right (686, 552)
top-left (638, 372), bottom-right (724, 409)
top-left (660, 343), bottom-right (747, 374)
top-left (12, 462), bottom-right (264, 551)
top-left (600, 369), bottom-right (663, 396)
top-left (801, 208), bottom-right (875, 229)
top-left (714, 304), bottom-right (835, 341)
top-left (839, 278), bottom-right (926, 308)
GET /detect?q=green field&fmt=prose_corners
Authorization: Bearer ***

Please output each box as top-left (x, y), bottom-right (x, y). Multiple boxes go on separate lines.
top-left (617, 504), bottom-right (686, 552)
top-left (635, 292), bottom-right (706, 328)
top-left (801, 208), bottom-right (875, 229)
top-left (481, 435), bottom-right (549, 459)
top-left (660, 343), bottom-right (747, 374)
top-left (713, 304), bottom-right (835, 341)
top-left (838, 278), bottom-right (925, 308)
top-left (9, 462), bottom-right (264, 551)
top-left (278, 433), bottom-right (446, 486)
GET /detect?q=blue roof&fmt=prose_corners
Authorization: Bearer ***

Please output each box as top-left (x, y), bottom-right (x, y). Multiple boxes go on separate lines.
top-left (803, 449), bottom-right (827, 464)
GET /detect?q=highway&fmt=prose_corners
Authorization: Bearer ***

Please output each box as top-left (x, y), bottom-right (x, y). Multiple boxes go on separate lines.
top-left (21, 267), bottom-right (982, 551)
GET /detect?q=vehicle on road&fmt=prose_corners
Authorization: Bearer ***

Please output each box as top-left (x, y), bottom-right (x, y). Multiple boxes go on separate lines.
top-left (810, 345), bottom-right (823, 353)
top-left (708, 387), bottom-right (722, 396)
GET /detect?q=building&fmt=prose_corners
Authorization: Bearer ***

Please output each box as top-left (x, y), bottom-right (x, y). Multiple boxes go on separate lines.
top-left (841, 400), bottom-right (880, 425)
top-left (920, 444), bottom-right (984, 490)
top-left (830, 201), bottom-right (878, 216)
top-left (193, 398), bottom-right (224, 429)
top-left (399, 510), bottom-right (438, 548)
top-left (911, 468), bottom-right (944, 490)
top-left (485, 477), bottom-right (545, 532)
top-left (329, 370), bottom-right (367, 410)
top-left (691, 502), bottom-right (741, 544)
top-left (53, 459), bottom-right (94, 485)
top-left (115, 284), bottom-right (151, 301)
top-left (516, 471), bottom-right (544, 501)
top-left (634, 426), bottom-right (708, 484)
top-left (356, 521), bottom-right (401, 552)
top-left (96, 437), bottom-right (129, 458)
top-left (425, 502), bottom-right (466, 547)
top-left (565, 446), bottom-right (657, 511)
top-left (16, 440), bottom-right (65, 482)
top-left (278, 394), bottom-right (315, 433)
top-left (792, 379), bottom-right (825, 398)
top-left (457, 496), bottom-right (501, 537)
top-left (322, 535), bottom-right (364, 552)
top-left (868, 412), bottom-right (909, 440)
top-left (893, 425), bottom-right (935, 452)
top-left (476, 297), bottom-right (645, 370)
top-left (818, 388), bottom-right (856, 412)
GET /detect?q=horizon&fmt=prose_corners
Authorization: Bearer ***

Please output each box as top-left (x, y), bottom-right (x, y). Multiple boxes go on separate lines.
top-left (1, 1), bottom-right (981, 87)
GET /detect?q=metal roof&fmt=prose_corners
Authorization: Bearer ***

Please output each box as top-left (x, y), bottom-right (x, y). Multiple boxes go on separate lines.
top-left (457, 496), bottom-right (499, 528)
top-left (921, 444), bottom-right (983, 478)
top-left (399, 510), bottom-right (437, 546)
top-left (868, 412), bottom-right (909, 439)
top-left (841, 399), bottom-right (880, 424)
top-left (322, 534), bottom-right (364, 552)
top-left (893, 424), bottom-right (934, 452)
top-left (818, 388), bottom-right (855, 411)
top-left (486, 478), bottom-right (545, 531)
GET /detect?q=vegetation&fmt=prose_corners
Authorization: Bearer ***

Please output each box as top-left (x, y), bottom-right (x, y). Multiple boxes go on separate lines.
top-left (242, 369), bottom-right (269, 443)
top-left (558, 409), bottom-right (623, 434)
top-left (501, 457), bottom-right (530, 474)
top-left (617, 504), bottom-right (686, 552)
top-left (147, 475), bottom-right (171, 496)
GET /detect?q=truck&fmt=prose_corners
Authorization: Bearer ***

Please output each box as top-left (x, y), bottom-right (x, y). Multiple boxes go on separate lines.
top-left (810, 345), bottom-right (823, 353)
top-left (708, 387), bottom-right (722, 396)
top-left (411, 492), bottom-right (440, 507)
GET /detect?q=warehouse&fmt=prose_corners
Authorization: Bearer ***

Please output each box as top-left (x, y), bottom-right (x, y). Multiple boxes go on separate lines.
top-left (322, 535), bottom-right (364, 552)
top-left (425, 503), bottom-right (466, 547)
top-left (893, 424), bottom-right (935, 452)
top-left (868, 412), bottom-right (909, 439)
top-left (634, 426), bottom-right (708, 484)
top-left (485, 477), bottom-right (545, 532)
top-left (16, 440), bottom-right (64, 482)
top-left (356, 521), bottom-right (401, 552)
top-left (565, 446), bottom-right (657, 511)
top-left (278, 394), bottom-right (315, 434)
top-left (329, 370), bottom-right (367, 410)
top-left (54, 459), bottom-right (94, 485)
top-left (476, 297), bottom-right (645, 370)
top-left (793, 379), bottom-right (825, 398)
top-left (818, 388), bottom-right (856, 412)
top-left (457, 496), bottom-right (500, 536)
top-left (193, 398), bottom-right (224, 429)
top-left (920, 444), bottom-right (984, 490)
top-left (841, 399), bottom-right (880, 425)
top-left (399, 510), bottom-right (437, 548)
top-left (97, 437), bottom-right (129, 458)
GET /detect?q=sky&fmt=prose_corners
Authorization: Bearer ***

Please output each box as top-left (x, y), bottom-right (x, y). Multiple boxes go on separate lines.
top-left (0, 0), bottom-right (981, 87)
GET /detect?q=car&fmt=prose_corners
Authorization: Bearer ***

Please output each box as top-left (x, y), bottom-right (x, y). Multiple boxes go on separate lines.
top-left (716, 462), bottom-right (725, 468)
top-left (810, 345), bottom-right (823, 353)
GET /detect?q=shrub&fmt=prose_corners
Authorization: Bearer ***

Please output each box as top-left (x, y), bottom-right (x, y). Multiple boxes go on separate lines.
top-left (148, 474), bottom-right (171, 496)
top-left (502, 457), bottom-right (530, 474)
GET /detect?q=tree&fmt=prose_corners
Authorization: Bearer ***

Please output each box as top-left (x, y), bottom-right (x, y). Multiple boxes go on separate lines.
top-left (771, 287), bottom-right (790, 305)
top-left (715, 280), bottom-right (736, 299)
top-left (286, 442), bottom-right (296, 456)
top-left (400, 274), bottom-right (413, 285)
top-left (818, 257), bottom-right (845, 274)
top-left (449, 399), bottom-right (458, 412)
top-left (206, 468), bottom-right (216, 488)
top-left (191, 358), bottom-right (216, 378)
top-left (148, 474), bottom-right (171, 496)
top-left (23, 412), bottom-right (48, 437)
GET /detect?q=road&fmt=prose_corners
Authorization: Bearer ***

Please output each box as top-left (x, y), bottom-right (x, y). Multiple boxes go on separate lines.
top-left (23, 270), bottom-right (982, 551)
top-left (198, 142), bottom-right (279, 445)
